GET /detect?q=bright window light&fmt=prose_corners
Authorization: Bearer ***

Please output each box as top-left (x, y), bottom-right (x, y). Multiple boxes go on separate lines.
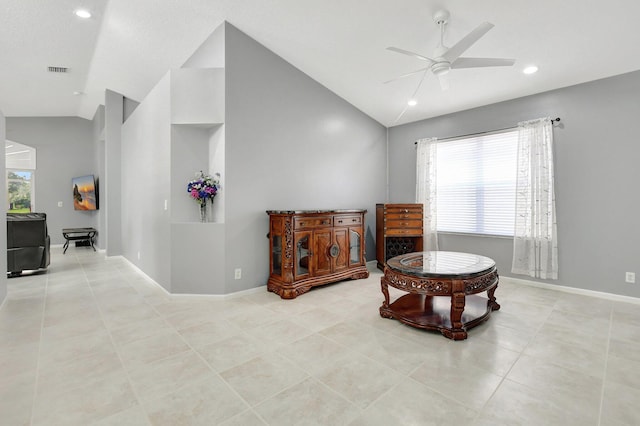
top-left (433, 129), bottom-right (519, 236)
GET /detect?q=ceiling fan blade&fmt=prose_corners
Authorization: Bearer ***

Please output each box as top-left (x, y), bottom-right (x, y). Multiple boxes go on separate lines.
top-left (443, 22), bottom-right (494, 63)
top-left (438, 73), bottom-right (450, 91)
top-left (386, 47), bottom-right (435, 63)
top-left (452, 57), bottom-right (515, 69)
top-left (393, 69), bottom-right (430, 125)
top-left (383, 67), bottom-right (430, 84)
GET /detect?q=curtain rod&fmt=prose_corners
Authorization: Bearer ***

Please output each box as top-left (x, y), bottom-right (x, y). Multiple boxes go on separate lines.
top-left (414, 117), bottom-right (561, 145)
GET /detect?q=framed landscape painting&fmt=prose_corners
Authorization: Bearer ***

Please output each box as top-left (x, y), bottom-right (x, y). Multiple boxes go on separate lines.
top-left (72, 175), bottom-right (98, 210)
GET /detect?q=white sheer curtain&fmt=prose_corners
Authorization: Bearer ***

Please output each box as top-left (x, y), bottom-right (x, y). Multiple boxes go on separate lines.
top-left (512, 117), bottom-right (558, 279)
top-left (415, 137), bottom-right (439, 250)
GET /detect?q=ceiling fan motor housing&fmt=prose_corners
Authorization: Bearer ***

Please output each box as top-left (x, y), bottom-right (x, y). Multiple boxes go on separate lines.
top-left (432, 61), bottom-right (451, 76)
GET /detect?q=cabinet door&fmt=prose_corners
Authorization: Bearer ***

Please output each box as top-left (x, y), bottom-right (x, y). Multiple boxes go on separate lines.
top-left (271, 233), bottom-right (283, 277)
top-left (313, 229), bottom-right (333, 276)
top-left (349, 227), bottom-right (364, 266)
top-left (333, 228), bottom-right (349, 272)
top-left (294, 231), bottom-right (312, 280)
top-left (270, 217), bottom-right (283, 278)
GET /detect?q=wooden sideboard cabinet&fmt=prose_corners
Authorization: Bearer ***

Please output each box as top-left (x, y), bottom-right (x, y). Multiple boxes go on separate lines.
top-left (266, 210), bottom-right (369, 299)
top-left (376, 203), bottom-right (424, 270)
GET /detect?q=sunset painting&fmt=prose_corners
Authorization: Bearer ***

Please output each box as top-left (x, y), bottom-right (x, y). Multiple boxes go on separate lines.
top-left (72, 175), bottom-right (97, 210)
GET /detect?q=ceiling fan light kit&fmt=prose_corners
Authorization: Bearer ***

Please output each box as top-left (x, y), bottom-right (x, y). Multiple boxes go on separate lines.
top-left (75, 9), bottom-right (91, 19)
top-left (387, 9), bottom-right (516, 121)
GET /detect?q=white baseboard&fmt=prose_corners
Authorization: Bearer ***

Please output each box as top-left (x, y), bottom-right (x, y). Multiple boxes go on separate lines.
top-left (171, 285), bottom-right (265, 300)
top-left (119, 255), bottom-right (266, 300)
top-left (110, 255), bottom-right (640, 305)
top-left (501, 275), bottom-right (640, 305)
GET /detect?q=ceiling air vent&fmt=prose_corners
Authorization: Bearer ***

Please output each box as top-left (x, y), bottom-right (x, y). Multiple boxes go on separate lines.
top-left (47, 66), bottom-right (69, 73)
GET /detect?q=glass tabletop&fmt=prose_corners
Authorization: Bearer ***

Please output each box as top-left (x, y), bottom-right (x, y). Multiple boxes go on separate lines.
top-left (386, 251), bottom-right (496, 278)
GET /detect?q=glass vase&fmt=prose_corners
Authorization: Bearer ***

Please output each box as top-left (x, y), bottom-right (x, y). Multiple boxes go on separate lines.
top-left (199, 202), bottom-right (208, 223)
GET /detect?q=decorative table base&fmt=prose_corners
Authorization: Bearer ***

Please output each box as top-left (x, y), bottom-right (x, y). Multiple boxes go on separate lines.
top-left (380, 251), bottom-right (500, 340)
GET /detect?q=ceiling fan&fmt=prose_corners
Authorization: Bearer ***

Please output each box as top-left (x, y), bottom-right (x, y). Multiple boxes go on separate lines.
top-left (386, 10), bottom-right (515, 93)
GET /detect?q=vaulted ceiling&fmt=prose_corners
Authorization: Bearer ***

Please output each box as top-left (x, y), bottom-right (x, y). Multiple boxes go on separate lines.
top-left (2, 0), bottom-right (639, 127)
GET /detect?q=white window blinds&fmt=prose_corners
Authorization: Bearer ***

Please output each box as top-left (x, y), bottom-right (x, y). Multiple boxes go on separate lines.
top-left (435, 129), bottom-right (518, 236)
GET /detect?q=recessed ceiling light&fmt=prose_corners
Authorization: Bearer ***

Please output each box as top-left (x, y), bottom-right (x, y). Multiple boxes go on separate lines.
top-left (523, 66), bottom-right (538, 75)
top-left (407, 99), bottom-right (418, 106)
top-left (75, 9), bottom-right (91, 18)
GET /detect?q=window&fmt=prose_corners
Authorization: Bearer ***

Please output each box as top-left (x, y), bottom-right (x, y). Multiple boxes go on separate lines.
top-left (6, 141), bottom-right (36, 213)
top-left (435, 129), bottom-right (518, 236)
top-left (8, 171), bottom-right (34, 212)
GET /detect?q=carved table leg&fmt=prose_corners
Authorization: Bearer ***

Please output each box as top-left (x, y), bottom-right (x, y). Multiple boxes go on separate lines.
top-left (487, 283), bottom-right (501, 311)
top-left (446, 280), bottom-right (468, 340)
top-left (379, 276), bottom-right (393, 319)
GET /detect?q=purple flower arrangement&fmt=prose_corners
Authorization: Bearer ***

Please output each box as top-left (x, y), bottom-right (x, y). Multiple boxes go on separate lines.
top-left (187, 171), bottom-right (220, 205)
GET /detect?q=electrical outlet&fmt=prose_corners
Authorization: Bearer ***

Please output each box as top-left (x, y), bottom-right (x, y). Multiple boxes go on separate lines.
top-left (626, 272), bottom-right (635, 283)
top-left (234, 268), bottom-right (242, 280)
top-left (57, 201), bottom-right (63, 207)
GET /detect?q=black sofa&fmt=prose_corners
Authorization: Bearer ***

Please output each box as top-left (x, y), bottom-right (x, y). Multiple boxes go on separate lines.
top-left (7, 213), bottom-right (50, 276)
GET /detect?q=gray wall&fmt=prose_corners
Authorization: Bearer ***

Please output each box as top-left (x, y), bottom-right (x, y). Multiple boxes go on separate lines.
top-left (120, 76), bottom-right (172, 290)
top-left (6, 117), bottom-right (98, 245)
top-left (224, 23), bottom-right (387, 292)
top-left (388, 70), bottom-right (640, 298)
top-left (0, 109), bottom-right (6, 304)
top-left (104, 90), bottom-right (123, 256)
top-left (92, 105), bottom-right (105, 248)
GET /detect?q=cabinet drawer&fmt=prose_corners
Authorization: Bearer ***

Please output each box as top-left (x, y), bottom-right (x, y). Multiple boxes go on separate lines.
top-left (385, 228), bottom-right (423, 236)
top-left (385, 206), bottom-right (422, 214)
top-left (385, 212), bottom-right (422, 220)
top-left (334, 215), bottom-right (362, 226)
top-left (385, 219), bottom-right (422, 230)
top-left (294, 216), bottom-right (332, 229)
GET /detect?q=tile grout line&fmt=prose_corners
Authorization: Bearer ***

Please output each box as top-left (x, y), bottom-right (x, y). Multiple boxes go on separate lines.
top-left (130, 277), bottom-right (262, 423)
top-left (9, 255), bottom-right (636, 425)
top-left (597, 307), bottom-right (614, 426)
top-left (469, 300), bottom-right (554, 423)
top-left (309, 322), bottom-right (451, 413)
top-left (82, 255), bottom-right (153, 425)
top-left (28, 254), bottom-right (58, 426)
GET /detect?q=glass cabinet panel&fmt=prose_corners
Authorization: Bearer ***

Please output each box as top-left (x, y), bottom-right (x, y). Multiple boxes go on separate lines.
top-left (350, 229), bottom-right (361, 265)
top-left (296, 234), bottom-right (310, 276)
top-left (272, 235), bottom-right (282, 275)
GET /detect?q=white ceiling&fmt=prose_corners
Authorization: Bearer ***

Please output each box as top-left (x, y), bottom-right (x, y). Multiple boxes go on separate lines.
top-left (2, 0), bottom-right (640, 127)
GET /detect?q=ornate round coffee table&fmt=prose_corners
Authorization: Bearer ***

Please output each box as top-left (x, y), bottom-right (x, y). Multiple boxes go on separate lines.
top-left (380, 251), bottom-right (500, 340)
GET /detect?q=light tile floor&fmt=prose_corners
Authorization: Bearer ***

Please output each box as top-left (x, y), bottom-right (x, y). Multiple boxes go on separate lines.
top-left (1, 247), bottom-right (639, 425)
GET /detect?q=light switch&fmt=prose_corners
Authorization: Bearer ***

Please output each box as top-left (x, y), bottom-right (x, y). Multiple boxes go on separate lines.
top-left (57, 201), bottom-right (63, 207)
